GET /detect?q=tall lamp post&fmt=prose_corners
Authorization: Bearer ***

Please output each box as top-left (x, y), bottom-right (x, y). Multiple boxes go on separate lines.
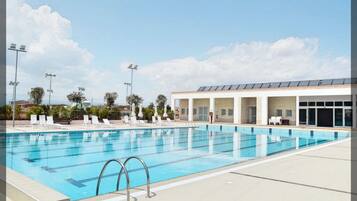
top-left (128, 64), bottom-right (138, 97)
top-left (8, 43), bottom-right (26, 127)
top-left (128, 64), bottom-right (138, 111)
top-left (124, 82), bottom-right (131, 104)
top-left (45, 73), bottom-right (56, 108)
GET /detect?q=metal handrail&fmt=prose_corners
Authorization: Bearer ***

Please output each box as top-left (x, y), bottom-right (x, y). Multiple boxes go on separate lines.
top-left (96, 159), bottom-right (130, 201)
top-left (117, 156), bottom-right (151, 198)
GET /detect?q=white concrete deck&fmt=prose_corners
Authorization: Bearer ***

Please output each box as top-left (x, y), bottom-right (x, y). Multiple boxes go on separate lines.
top-left (83, 137), bottom-right (353, 201)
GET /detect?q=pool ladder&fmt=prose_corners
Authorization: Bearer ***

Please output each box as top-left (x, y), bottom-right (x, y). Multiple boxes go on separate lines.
top-left (96, 156), bottom-right (151, 201)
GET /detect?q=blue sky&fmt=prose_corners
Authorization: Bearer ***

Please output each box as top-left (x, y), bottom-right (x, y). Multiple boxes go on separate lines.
top-left (7, 0), bottom-right (351, 105)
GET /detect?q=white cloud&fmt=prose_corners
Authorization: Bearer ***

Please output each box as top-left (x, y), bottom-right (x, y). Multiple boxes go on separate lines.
top-left (140, 37), bottom-right (350, 96)
top-left (6, 0), bottom-right (118, 104)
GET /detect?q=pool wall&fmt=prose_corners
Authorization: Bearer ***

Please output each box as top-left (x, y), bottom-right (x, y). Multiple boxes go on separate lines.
top-left (1, 166), bottom-right (69, 201)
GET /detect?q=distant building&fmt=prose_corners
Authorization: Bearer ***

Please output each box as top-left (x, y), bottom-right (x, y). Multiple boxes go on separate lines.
top-left (171, 78), bottom-right (355, 128)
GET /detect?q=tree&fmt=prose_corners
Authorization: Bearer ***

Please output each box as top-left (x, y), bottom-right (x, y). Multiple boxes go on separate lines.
top-left (156, 94), bottom-right (167, 109)
top-left (29, 87), bottom-right (45, 105)
top-left (67, 92), bottom-right (86, 104)
top-left (104, 92), bottom-right (118, 107)
top-left (126, 94), bottom-right (143, 106)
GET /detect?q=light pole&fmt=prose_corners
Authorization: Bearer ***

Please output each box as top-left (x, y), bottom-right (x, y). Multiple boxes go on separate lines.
top-left (124, 82), bottom-right (131, 104)
top-left (45, 73), bottom-right (56, 108)
top-left (128, 64), bottom-right (138, 97)
top-left (8, 43), bottom-right (26, 127)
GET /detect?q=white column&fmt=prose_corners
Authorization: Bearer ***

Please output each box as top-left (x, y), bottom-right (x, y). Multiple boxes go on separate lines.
top-left (209, 97), bottom-right (215, 122)
top-left (259, 96), bottom-right (268, 125)
top-left (234, 97), bottom-right (241, 124)
top-left (188, 98), bottom-right (193, 122)
top-left (171, 98), bottom-right (175, 111)
top-left (296, 96), bottom-right (299, 126)
top-left (353, 94), bottom-right (356, 128)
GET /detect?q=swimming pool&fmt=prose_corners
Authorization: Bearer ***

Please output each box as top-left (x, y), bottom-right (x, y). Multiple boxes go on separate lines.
top-left (4, 126), bottom-right (349, 200)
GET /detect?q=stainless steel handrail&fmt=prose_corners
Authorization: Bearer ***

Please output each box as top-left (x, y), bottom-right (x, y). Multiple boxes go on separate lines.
top-left (117, 156), bottom-right (151, 198)
top-left (96, 159), bottom-right (130, 201)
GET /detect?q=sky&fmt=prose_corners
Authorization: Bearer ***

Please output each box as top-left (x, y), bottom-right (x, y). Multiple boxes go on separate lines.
top-left (6, 0), bottom-right (351, 105)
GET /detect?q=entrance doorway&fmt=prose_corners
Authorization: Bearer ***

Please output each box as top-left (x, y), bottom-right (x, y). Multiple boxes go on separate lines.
top-left (317, 109), bottom-right (333, 127)
top-left (198, 106), bottom-right (208, 121)
top-left (248, 106), bottom-right (256, 124)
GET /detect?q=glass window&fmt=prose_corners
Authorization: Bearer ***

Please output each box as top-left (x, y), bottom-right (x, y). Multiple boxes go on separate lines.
top-left (181, 108), bottom-right (185, 115)
top-left (221, 109), bottom-right (226, 116)
top-left (316, 102), bottom-right (324, 106)
top-left (289, 81), bottom-right (299, 87)
top-left (335, 101), bottom-right (343, 106)
top-left (345, 109), bottom-right (352, 126)
top-left (276, 109), bottom-right (283, 116)
top-left (193, 108), bottom-right (197, 115)
top-left (334, 108), bottom-right (343, 126)
top-left (308, 102), bottom-right (316, 106)
top-left (299, 109), bottom-right (307, 124)
top-left (325, 102), bottom-right (333, 106)
top-left (280, 82), bottom-right (289, 87)
top-left (308, 108), bottom-right (316, 125)
top-left (261, 83), bottom-right (271, 88)
top-left (228, 109), bottom-right (233, 116)
top-left (286, 110), bottom-right (292, 117)
top-left (344, 101), bottom-right (352, 106)
top-left (299, 102), bottom-right (307, 106)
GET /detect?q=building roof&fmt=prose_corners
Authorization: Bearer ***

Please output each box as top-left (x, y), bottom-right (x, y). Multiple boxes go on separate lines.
top-left (197, 78), bottom-right (357, 92)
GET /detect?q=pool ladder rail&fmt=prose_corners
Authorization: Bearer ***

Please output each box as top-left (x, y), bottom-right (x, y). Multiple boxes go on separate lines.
top-left (96, 156), bottom-right (152, 201)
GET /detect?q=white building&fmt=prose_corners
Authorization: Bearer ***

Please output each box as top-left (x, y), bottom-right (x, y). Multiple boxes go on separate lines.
top-left (171, 78), bottom-right (356, 128)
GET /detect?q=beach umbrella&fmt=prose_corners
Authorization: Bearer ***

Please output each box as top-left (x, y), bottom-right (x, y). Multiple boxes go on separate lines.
top-left (163, 105), bottom-right (168, 118)
top-left (131, 103), bottom-right (136, 117)
top-left (138, 104), bottom-right (143, 118)
top-left (154, 104), bottom-right (158, 117)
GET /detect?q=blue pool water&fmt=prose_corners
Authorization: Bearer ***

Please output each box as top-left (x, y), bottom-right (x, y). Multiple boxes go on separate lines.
top-left (4, 125), bottom-right (349, 200)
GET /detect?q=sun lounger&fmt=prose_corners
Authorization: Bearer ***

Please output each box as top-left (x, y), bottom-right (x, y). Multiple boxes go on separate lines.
top-left (39, 115), bottom-right (46, 126)
top-left (166, 118), bottom-right (172, 125)
top-left (152, 116), bottom-right (157, 124)
top-left (123, 115), bottom-right (130, 124)
top-left (30, 114), bottom-right (38, 126)
top-left (157, 116), bottom-right (162, 126)
top-left (269, 116), bottom-right (277, 125)
top-left (46, 116), bottom-right (66, 129)
top-left (92, 115), bottom-right (104, 126)
top-left (130, 116), bottom-right (138, 126)
top-left (83, 115), bottom-right (91, 125)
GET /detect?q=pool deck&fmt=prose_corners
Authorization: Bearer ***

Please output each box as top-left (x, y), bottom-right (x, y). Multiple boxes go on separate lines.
top-left (4, 120), bottom-right (352, 133)
top-left (83, 137), bottom-right (353, 201)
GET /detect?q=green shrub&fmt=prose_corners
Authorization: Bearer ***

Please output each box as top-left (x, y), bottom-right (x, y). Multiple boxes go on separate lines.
top-left (26, 106), bottom-right (45, 119)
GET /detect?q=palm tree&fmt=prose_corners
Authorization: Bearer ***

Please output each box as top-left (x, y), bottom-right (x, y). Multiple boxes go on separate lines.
top-left (104, 92), bottom-right (118, 107)
top-left (29, 87), bottom-right (45, 105)
top-left (126, 94), bottom-right (143, 106)
top-left (67, 92), bottom-right (86, 105)
top-left (156, 94), bottom-right (167, 109)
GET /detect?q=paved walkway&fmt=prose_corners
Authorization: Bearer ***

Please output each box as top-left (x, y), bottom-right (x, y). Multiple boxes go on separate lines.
top-left (89, 138), bottom-right (353, 201)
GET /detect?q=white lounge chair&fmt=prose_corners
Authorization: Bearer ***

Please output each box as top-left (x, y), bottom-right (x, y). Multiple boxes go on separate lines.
top-left (152, 116), bottom-right (157, 124)
top-left (123, 115), bottom-right (130, 124)
top-left (166, 118), bottom-right (172, 125)
top-left (103, 119), bottom-right (115, 127)
top-left (276, 116), bottom-right (282, 125)
top-left (30, 115), bottom-right (38, 126)
top-left (92, 115), bottom-right (104, 126)
top-left (46, 116), bottom-right (65, 129)
top-left (157, 116), bottom-right (162, 126)
top-left (83, 115), bottom-right (91, 125)
top-left (39, 115), bottom-right (46, 126)
top-left (269, 116), bottom-right (277, 125)
top-left (130, 116), bottom-right (138, 126)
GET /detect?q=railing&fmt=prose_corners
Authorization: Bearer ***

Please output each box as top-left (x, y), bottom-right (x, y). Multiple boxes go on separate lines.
top-left (96, 159), bottom-right (130, 201)
top-left (118, 156), bottom-right (151, 198)
top-left (96, 157), bottom-right (151, 201)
